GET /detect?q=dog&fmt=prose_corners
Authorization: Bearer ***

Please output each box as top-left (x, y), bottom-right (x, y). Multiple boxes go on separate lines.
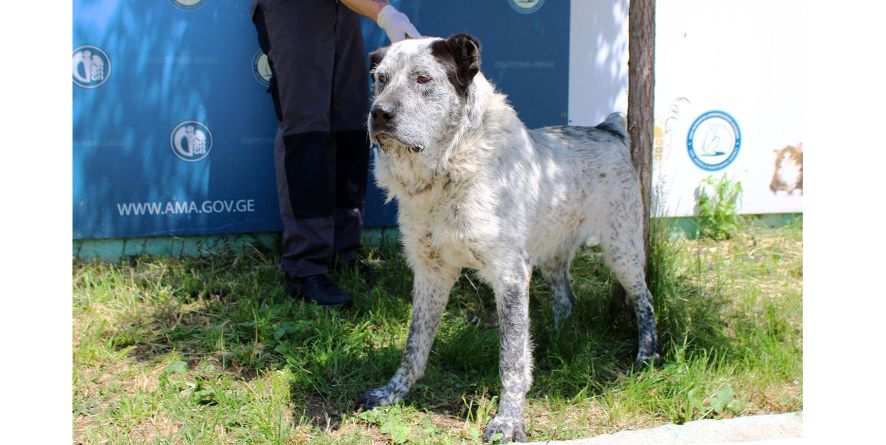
top-left (356, 34), bottom-right (660, 443)
top-left (769, 143), bottom-right (803, 195)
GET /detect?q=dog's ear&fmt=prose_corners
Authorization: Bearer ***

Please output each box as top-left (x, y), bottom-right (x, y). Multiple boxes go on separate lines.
top-left (431, 33), bottom-right (481, 97)
top-left (446, 33), bottom-right (481, 80)
top-left (369, 46), bottom-right (389, 72)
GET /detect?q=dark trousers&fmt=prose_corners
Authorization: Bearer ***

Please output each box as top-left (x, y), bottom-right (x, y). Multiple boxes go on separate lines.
top-left (253, 0), bottom-right (370, 277)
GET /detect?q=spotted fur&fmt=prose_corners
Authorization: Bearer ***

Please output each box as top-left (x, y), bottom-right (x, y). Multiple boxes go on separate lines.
top-left (357, 34), bottom-right (660, 443)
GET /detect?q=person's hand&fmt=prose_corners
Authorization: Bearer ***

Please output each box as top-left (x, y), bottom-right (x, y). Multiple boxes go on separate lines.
top-left (376, 5), bottom-right (421, 43)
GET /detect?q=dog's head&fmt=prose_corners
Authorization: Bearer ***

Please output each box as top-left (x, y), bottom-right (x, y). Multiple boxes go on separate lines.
top-left (367, 34), bottom-right (482, 155)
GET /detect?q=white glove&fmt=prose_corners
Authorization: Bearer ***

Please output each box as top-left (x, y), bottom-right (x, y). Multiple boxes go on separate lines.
top-left (376, 5), bottom-right (421, 43)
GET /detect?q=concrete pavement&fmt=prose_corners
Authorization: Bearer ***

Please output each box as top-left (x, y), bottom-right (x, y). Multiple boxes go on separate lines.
top-left (527, 412), bottom-right (802, 445)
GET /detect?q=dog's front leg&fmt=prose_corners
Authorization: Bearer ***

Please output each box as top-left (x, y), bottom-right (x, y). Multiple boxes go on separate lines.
top-left (357, 265), bottom-right (459, 410)
top-left (484, 260), bottom-right (532, 443)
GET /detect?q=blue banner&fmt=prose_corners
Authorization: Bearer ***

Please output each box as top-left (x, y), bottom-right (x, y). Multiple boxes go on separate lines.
top-left (73, 0), bottom-right (569, 239)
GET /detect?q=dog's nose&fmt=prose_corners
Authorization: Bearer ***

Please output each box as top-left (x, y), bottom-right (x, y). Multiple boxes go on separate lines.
top-left (371, 104), bottom-right (396, 127)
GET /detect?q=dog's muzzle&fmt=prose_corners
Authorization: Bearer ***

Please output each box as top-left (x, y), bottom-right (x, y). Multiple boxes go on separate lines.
top-left (370, 103), bottom-right (396, 131)
top-left (369, 103), bottom-right (423, 153)
top-left (372, 132), bottom-right (424, 154)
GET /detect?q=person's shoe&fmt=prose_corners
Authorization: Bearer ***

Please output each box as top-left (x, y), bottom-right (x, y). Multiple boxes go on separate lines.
top-left (285, 274), bottom-right (353, 307)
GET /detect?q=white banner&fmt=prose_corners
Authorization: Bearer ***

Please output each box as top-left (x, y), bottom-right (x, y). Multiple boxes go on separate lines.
top-left (569, 0), bottom-right (803, 217)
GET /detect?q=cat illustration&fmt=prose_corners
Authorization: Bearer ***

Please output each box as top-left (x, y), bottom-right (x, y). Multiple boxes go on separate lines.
top-left (769, 143), bottom-right (803, 195)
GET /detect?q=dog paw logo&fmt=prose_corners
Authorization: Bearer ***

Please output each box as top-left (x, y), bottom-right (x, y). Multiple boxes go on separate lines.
top-left (170, 0), bottom-right (207, 10)
top-left (508, 0), bottom-right (545, 14)
top-left (687, 110), bottom-right (741, 171)
top-left (253, 50), bottom-right (272, 86)
top-left (170, 121), bottom-right (213, 162)
top-left (72, 45), bottom-right (111, 88)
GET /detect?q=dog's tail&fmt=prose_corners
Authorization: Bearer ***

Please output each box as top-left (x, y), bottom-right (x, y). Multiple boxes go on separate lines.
top-left (596, 112), bottom-right (628, 144)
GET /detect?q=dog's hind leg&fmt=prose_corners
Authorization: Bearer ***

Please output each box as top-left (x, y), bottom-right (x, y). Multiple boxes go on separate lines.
top-left (600, 235), bottom-right (661, 368)
top-left (356, 265), bottom-right (459, 410)
top-left (539, 252), bottom-right (576, 329)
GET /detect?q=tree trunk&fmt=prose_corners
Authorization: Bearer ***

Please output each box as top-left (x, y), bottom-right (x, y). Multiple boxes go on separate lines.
top-left (612, 0), bottom-right (655, 316)
top-left (628, 0), bottom-right (655, 262)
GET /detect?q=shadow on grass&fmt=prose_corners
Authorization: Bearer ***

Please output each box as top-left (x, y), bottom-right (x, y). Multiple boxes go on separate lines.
top-left (79, 228), bottom-right (735, 432)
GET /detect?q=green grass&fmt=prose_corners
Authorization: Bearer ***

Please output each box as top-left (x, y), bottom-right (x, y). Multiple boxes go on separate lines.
top-left (73, 220), bottom-right (802, 444)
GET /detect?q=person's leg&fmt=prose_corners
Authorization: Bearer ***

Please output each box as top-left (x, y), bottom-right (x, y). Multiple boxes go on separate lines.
top-left (330, 5), bottom-right (371, 267)
top-left (258, 0), bottom-right (337, 135)
top-left (253, 0), bottom-right (352, 304)
top-left (332, 206), bottom-right (363, 265)
top-left (272, 128), bottom-right (335, 278)
top-left (332, 131), bottom-right (369, 266)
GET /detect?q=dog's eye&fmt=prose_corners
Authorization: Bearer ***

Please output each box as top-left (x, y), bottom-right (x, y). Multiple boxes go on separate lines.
top-left (377, 74), bottom-right (388, 84)
top-left (416, 75), bottom-right (431, 84)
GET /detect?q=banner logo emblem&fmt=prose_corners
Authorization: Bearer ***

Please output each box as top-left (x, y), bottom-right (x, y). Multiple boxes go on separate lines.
top-left (508, 0), bottom-right (545, 14)
top-left (171, 121), bottom-right (213, 162)
top-left (253, 50), bottom-right (272, 86)
top-left (72, 45), bottom-right (111, 88)
top-left (170, 0), bottom-right (207, 9)
top-left (687, 110), bottom-right (741, 171)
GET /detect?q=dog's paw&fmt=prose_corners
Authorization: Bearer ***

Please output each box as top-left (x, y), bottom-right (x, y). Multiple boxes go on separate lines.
top-left (633, 334), bottom-right (662, 370)
top-left (483, 416), bottom-right (527, 443)
top-left (355, 388), bottom-right (393, 412)
top-left (633, 351), bottom-right (663, 369)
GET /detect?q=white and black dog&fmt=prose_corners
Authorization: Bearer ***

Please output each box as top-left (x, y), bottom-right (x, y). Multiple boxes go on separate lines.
top-left (357, 34), bottom-right (659, 443)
